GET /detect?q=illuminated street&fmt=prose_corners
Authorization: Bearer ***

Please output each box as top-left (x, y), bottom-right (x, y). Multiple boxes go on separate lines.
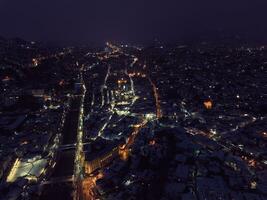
top-left (1, 1), bottom-right (267, 199)
top-left (0, 40), bottom-right (266, 200)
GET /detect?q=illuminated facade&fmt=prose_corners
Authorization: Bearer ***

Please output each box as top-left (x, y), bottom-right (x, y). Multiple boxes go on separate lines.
top-left (84, 145), bottom-right (119, 174)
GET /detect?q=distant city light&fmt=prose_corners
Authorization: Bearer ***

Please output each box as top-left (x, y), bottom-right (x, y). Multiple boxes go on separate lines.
top-left (250, 181), bottom-right (257, 189)
top-left (32, 58), bottom-right (39, 67)
top-left (204, 100), bottom-right (213, 109)
top-left (149, 140), bottom-right (156, 146)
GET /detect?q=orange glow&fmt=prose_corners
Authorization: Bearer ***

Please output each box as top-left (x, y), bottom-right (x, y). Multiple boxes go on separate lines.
top-left (133, 124), bottom-right (141, 128)
top-left (118, 79), bottom-right (127, 84)
top-left (92, 171), bottom-right (104, 184)
top-left (97, 171), bottom-right (104, 179)
top-left (81, 171), bottom-right (104, 199)
top-left (204, 100), bottom-right (213, 109)
top-left (119, 149), bottom-right (130, 161)
top-left (123, 119), bottom-right (148, 154)
top-left (119, 144), bottom-right (126, 150)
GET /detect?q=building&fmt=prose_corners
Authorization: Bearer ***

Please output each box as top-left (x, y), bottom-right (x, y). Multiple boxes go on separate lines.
top-left (84, 141), bottom-right (123, 174)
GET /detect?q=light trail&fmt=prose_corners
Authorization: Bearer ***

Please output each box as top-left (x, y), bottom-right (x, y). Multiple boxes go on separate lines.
top-left (148, 77), bottom-right (162, 119)
top-left (74, 72), bottom-right (86, 200)
top-left (101, 65), bottom-right (111, 108)
top-left (80, 45), bottom-right (162, 199)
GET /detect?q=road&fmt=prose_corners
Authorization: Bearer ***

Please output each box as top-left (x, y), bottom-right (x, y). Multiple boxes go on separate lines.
top-left (73, 72), bottom-right (87, 200)
top-left (148, 77), bottom-right (162, 119)
top-left (79, 43), bottom-right (163, 199)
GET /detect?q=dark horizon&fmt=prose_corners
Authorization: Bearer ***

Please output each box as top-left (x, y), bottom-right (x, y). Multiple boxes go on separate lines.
top-left (1, 0), bottom-right (267, 45)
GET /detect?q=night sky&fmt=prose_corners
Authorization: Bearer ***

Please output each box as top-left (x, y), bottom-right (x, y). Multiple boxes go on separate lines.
top-left (0, 0), bottom-right (267, 45)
